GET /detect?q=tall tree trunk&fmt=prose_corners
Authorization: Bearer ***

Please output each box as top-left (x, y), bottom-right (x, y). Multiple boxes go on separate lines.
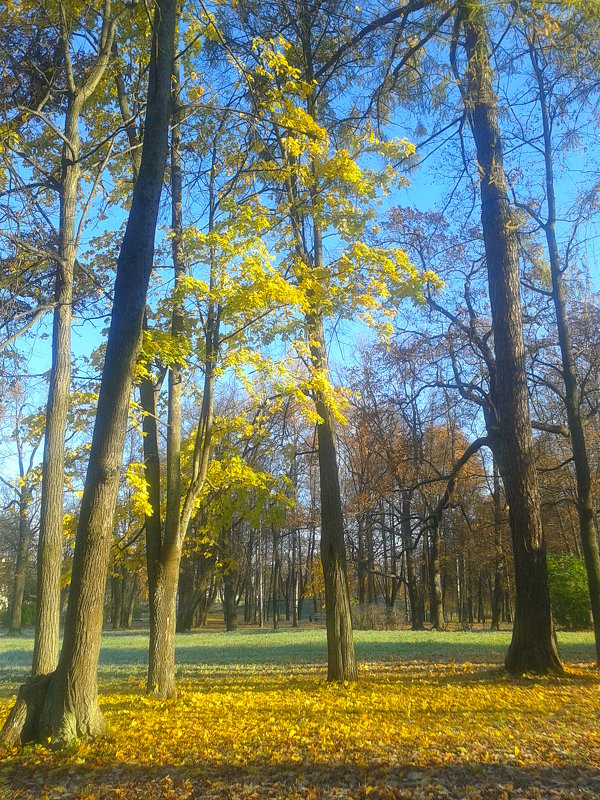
top-left (459, 0), bottom-right (561, 673)
top-left (147, 69), bottom-right (220, 693)
top-left (33, 123), bottom-right (76, 665)
top-left (139, 367), bottom-right (164, 676)
top-left (307, 312), bottom-right (357, 682)
top-left (0, 0), bottom-right (177, 746)
top-left (33, 6), bottom-right (117, 677)
top-left (146, 65), bottom-right (184, 695)
top-left (527, 37), bottom-right (600, 665)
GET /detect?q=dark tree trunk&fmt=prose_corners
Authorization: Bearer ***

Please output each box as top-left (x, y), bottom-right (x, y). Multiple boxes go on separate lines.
top-left (429, 518), bottom-right (445, 630)
top-left (357, 517), bottom-right (367, 605)
top-left (139, 370), bottom-right (167, 693)
top-left (125, 573), bottom-right (138, 628)
top-left (459, 0), bottom-right (562, 673)
top-left (145, 52), bottom-right (219, 697)
top-left (401, 491), bottom-right (424, 630)
top-left (33, 15), bottom-right (117, 678)
top-left (490, 460), bottom-right (503, 631)
top-left (308, 312), bottom-right (357, 682)
top-left (145, 51), bottom-right (185, 699)
top-left (477, 574), bottom-right (485, 625)
top-left (111, 572), bottom-right (123, 630)
top-left (527, 37), bottom-right (600, 665)
top-left (8, 489), bottom-right (32, 634)
top-left (292, 530), bottom-right (299, 627)
top-left (272, 525), bottom-right (280, 629)
top-left (223, 537), bottom-right (238, 633)
top-left (382, 507), bottom-right (391, 609)
top-left (366, 519), bottom-right (376, 604)
top-left (176, 555), bottom-right (195, 632)
top-left (0, 0), bottom-right (177, 746)
top-left (389, 507), bottom-right (399, 611)
top-left (176, 556), bottom-right (216, 632)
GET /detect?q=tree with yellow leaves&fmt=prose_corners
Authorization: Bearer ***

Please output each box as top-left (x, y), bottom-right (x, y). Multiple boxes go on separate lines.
top-left (210, 0), bottom-right (439, 680)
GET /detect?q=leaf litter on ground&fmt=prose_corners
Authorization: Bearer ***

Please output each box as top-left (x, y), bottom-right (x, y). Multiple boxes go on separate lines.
top-left (0, 629), bottom-right (599, 799)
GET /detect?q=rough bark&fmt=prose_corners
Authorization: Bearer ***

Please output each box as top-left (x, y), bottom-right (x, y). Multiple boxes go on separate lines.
top-left (33, 5), bottom-right (118, 678)
top-left (459, 0), bottom-right (562, 673)
top-left (146, 55), bottom-right (185, 696)
top-left (33, 113), bottom-right (77, 663)
top-left (0, 0), bottom-right (176, 746)
top-left (307, 312), bottom-right (357, 681)
top-left (146, 67), bottom-right (219, 692)
top-left (527, 36), bottom-right (600, 665)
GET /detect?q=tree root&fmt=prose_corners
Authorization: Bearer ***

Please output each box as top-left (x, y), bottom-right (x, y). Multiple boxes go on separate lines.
top-left (0, 673), bottom-right (53, 746)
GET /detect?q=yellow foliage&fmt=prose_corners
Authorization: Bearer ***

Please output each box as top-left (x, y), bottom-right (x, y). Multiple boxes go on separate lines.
top-left (124, 461), bottom-right (153, 519)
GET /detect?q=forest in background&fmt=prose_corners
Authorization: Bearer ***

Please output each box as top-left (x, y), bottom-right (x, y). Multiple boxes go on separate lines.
top-left (1, 0), bottom-right (600, 747)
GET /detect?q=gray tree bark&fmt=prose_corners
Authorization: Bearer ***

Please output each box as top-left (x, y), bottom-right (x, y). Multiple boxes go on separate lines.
top-left (33, 1), bottom-right (119, 678)
top-left (527, 34), bottom-right (600, 665)
top-left (458, 0), bottom-right (562, 673)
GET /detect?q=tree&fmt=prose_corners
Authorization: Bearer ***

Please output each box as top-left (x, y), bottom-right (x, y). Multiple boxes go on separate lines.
top-left (514, 12), bottom-right (600, 665)
top-left (0, 0), bottom-right (177, 745)
top-left (32, 0), bottom-right (121, 678)
top-left (214, 0), bottom-right (440, 678)
top-left (454, 0), bottom-right (562, 673)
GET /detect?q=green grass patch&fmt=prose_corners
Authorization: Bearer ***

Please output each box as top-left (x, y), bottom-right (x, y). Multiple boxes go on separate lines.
top-left (0, 627), bottom-right (596, 697)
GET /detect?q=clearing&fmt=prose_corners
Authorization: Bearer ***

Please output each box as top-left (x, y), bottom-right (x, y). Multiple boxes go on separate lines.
top-left (1, 628), bottom-right (599, 799)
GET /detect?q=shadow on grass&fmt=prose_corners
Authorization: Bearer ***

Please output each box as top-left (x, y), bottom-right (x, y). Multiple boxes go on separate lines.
top-left (2, 758), bottom-right (600, 799)
top-left (1, 635), bottom-right (596, 675)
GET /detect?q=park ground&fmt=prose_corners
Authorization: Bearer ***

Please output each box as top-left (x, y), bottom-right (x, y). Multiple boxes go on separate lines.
top-left (1, 627), bottom-right (599, 799)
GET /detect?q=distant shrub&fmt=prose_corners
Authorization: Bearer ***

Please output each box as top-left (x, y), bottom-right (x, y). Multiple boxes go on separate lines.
top-left (352, 603), bottom-right (404, 630)
top-left (0, 601), bottom-right (36, 628)
top-left (547, 554), bottom-right (591, 629)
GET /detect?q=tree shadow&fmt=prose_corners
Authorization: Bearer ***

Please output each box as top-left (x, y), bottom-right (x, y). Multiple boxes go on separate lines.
top-left (3, 758), bottom-right (600, 799)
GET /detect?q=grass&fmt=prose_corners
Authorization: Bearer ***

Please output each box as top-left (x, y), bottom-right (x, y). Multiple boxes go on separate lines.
top-left (1, 626), bottom-right (599, 799)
